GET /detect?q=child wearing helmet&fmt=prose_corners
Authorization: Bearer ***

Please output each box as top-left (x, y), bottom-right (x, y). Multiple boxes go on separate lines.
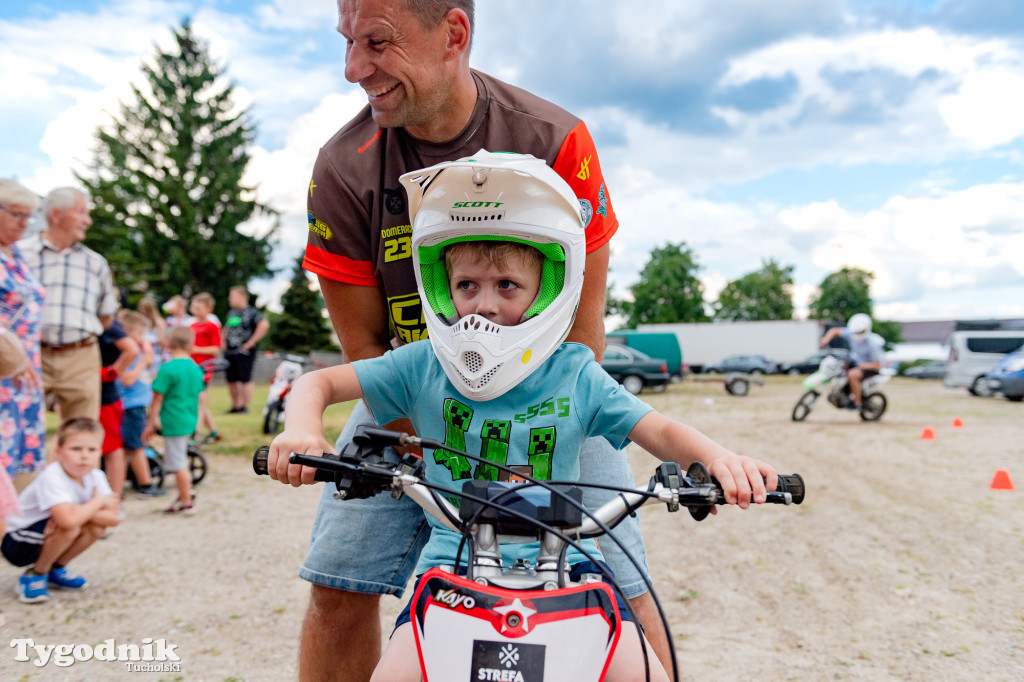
top-left (268, 151), bottom-right (781, 682)
top-left (819, 313), bottom-right (885, 409)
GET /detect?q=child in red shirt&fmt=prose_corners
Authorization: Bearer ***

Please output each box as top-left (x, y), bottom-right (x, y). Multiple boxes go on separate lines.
top-left (189, 292), bottom-right (221, 442)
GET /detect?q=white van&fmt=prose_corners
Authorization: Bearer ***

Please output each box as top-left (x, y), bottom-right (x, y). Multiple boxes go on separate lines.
top-left (945, 330), bottom-right (1024, 395)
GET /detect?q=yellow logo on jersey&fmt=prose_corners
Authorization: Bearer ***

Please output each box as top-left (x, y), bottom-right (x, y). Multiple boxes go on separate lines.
top-left (389, 294), bottom-right (428, 344)
top-left (576, 156), bottom-right (592, 181)
top-left (307, 212), bottom-right (332, 240)
top-left (309, 180), bottom-right (317, 197)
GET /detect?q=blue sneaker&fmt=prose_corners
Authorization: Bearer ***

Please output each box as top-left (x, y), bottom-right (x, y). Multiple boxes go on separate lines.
top-left (48, 566), bottom-right (87, 590)
top-left (17, 573), bottom-right (50, 603)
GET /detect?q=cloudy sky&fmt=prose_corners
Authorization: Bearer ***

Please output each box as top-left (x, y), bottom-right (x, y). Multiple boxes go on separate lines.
top-left (3, 0), bottom-right (1023, 322)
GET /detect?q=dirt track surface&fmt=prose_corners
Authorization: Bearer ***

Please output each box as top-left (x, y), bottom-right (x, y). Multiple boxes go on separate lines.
top-left (3, 377), bottom-right (1023, 680)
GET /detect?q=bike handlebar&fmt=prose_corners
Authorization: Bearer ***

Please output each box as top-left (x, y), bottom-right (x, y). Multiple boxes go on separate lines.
top-left (252, 429), bottom-right (805, 530)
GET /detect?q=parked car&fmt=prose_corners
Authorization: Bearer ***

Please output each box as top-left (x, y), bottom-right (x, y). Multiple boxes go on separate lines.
top-left (605, 331), bottom-right (685, 378)
top-left (984, 351), bottom-right (1024, 402)
top-left (703, 354), bottom-right (778, 375)
top-left (779, 349), bottom-right (851, 375)
top-left (945, 330), bottom-right (1024, 396)
top-left (600, 343), bottom-right (671, 395)
top-left (903, 360), bottom-right (948, 380)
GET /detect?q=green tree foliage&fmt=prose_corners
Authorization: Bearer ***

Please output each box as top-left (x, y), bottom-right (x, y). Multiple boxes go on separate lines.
top-left (809, 266), bottom-right (903, 349)
top-left (267, 254), bottom-right (333, 353)
top-left (872, 318), bottom-right (903, 350)
top-left (714, 259), bottom-right (795, 321)
top-left (809, 267), bottom-right (874, 324)
top-left (624, 243), bottom-right (709, 328)
top-left (77, 18), bottom-right (276, 319)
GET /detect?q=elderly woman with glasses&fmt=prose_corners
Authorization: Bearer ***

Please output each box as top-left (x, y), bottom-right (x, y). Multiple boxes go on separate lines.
top-left (0, 178), bottom-right (47, 491)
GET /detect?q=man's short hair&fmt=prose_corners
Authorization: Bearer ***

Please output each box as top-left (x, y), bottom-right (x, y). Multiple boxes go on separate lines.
top-left (57, 417), bottom-right (105, 446)
top-left (42, 187), bottom-right (87, 218)
top-left (0, 178), bottom-right (40, 210)
top-left (405, 0), bottom-right (474, 43)
top-left (167, 325), bottom-right (195, 351)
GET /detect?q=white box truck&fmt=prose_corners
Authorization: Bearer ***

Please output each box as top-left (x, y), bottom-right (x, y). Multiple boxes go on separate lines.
top-left (638, 320), bottom-right (822, 372)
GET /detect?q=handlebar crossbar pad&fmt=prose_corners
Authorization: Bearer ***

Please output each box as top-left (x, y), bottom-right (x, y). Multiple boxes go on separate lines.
top-left (459, 481), bottom-right (584, 534)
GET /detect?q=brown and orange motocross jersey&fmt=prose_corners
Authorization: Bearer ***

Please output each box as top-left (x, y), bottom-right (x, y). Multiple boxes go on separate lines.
top-left (303, 70), bottom-right (618, 345)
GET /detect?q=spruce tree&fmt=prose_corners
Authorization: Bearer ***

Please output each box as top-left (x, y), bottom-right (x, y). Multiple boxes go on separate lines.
top-left (76, 18), bottom-right (275, 318)
top-left (268, 254), bottom-right (333, 353)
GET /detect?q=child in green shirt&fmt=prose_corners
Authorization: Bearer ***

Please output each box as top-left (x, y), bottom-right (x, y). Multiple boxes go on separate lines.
top-left (143, 326), bottom-right (204, 515)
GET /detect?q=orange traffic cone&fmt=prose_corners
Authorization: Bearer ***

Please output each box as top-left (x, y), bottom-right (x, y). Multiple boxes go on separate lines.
top-left (919, 426), bottom-right (935, 440)
top-left (952, 417), bottom-right (964, 428)
top-left (990, 470), bottom-right (1014, 490)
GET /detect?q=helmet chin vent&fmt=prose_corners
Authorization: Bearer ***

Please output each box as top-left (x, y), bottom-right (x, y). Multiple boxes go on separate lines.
top-left (463, 350), bottom-right (483, 373)
top-left (456, 362), bottom-right (502, 390)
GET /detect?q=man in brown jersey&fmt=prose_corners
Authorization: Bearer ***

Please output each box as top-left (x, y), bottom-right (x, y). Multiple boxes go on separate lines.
top-left (268, 1), bottom-right (671, 678)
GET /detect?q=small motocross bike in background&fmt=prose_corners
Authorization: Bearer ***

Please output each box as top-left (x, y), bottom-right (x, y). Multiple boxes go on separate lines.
top-left (791, 353), bottom-right (890, 422)
top-left (253, 425), bottom-right (805, 682)
top-left (262, 353), bottom-right (315, 434)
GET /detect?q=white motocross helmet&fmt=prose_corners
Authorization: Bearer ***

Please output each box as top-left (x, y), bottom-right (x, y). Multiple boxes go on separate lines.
top-left (848, 313), bottom-right (872, 339)
top-left (400, 150), bottom-right (586, 401)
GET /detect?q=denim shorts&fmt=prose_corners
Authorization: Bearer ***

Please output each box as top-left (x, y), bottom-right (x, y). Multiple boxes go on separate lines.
top-left (299, 402), bottom-right (651, 599)
top-left (120, 405), bottom-right (147, 450)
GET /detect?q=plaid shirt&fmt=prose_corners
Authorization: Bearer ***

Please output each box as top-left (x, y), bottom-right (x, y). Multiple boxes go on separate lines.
top-left (17, 233), bottom-right (118, 346)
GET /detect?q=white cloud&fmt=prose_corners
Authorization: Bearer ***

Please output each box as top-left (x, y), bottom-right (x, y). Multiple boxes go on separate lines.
top-left (713, 27), bottom-right (1024, 163)
top-left (255, 0), bottom-right (336, 31)
top-left (244, 90), bottom-right (367, 247)
top-left (939, 69), bottom-right (1024, 148)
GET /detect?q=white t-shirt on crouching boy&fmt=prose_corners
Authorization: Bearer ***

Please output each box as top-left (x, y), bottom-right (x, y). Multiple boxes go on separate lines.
top-left (5, 462), bottom-right (113, 534)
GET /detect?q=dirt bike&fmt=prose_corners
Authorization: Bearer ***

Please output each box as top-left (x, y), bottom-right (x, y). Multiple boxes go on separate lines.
top-left (791, 353), bottom-right (890, 422)
top-left (262, 354), bottom-right (310, 434)
top-left (253, 425), bottom-right (805, 681)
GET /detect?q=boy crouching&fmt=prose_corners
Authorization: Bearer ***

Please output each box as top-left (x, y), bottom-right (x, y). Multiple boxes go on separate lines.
top-left (2, 418), bottom-right (120, 603)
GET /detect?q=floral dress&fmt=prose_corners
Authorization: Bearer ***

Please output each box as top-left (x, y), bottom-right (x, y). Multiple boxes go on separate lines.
top-left (1, 244), bottom-right (46, 477)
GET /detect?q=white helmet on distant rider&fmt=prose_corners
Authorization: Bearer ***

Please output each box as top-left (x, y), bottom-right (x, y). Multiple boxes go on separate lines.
top-left (848, 313), bottom-right (872, 339)
top-left (400, 150), bottom-right (587, 402)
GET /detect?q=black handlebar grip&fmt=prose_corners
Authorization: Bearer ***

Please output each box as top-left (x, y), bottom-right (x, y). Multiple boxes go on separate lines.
top-left (253, 445), bottom-right (270, 475)
top-left (252, 446), bottom-right (334, 483)
top-left (775, 474), bottom-right (805, 505)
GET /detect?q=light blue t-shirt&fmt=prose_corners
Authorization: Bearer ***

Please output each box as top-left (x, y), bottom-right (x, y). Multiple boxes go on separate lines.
top-left (841, 329), bottom-right (884, 365)
top-left (116, 353), bottom-right (153, 409)
top-left (353, 341), bottom-right (654, 575)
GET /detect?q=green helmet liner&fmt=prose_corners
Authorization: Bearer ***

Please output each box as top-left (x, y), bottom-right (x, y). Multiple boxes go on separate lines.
top-left (418, 235), bottom-right (566, 322)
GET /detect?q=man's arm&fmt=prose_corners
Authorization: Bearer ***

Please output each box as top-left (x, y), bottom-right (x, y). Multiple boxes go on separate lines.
top-left (564, 243), bottom-right (609, 361)
top-left (318, 276), bottom-right (392, 363)
top-left (318, 276), bottom-right (420, 446)
top-left (244, 318), bottom-right (271, 351)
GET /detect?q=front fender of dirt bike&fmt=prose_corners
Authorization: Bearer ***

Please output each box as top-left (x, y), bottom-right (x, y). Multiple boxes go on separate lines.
top-left (412, 568), bottom-right (620, 682)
